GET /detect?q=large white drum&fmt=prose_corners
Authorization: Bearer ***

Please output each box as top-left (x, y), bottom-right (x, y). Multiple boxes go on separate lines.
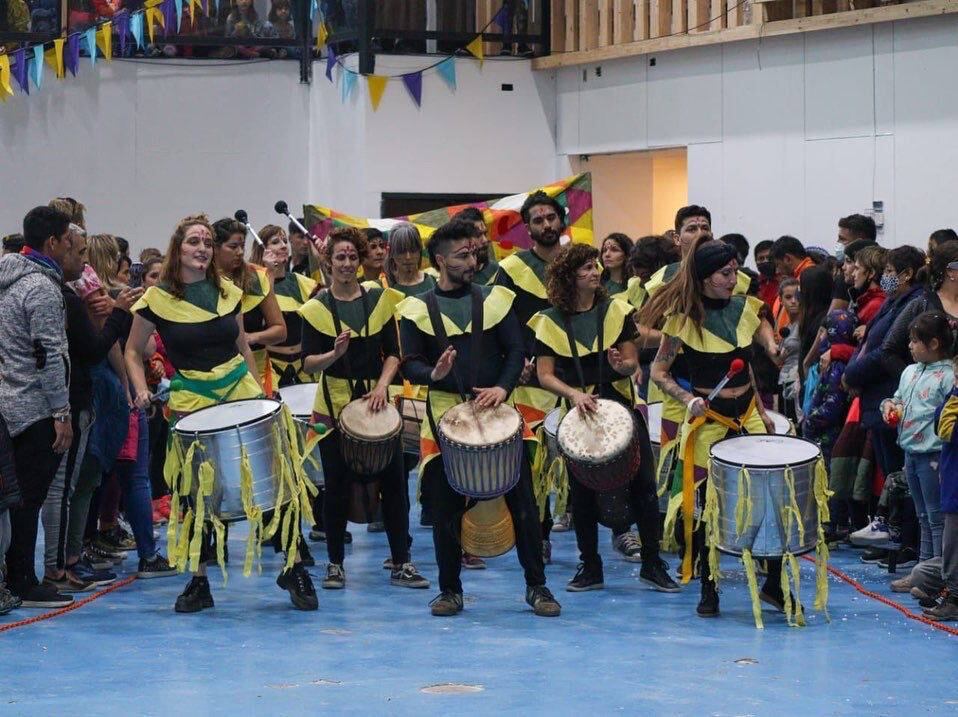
top-left (709, 434), bottom-right (822, 558)
top-left (557, 398), bottom-right (638, 493)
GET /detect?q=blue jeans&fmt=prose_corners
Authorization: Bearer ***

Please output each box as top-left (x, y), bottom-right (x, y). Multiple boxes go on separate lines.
top-left (114, 410), bottom-right (156, 561)
top-left (903, 450), bottom-right (943, 561)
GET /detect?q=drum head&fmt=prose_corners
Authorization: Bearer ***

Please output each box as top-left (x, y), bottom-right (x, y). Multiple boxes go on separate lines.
top-left (339, 399), bottom-right (402, 438)
top-left (278, 383), bottom-right (319, 418)
top-left (439, 403), bottom-right (521, 446)
top-left (557, 398), bottom-right (634, 463)
top-left (767, 409), bottom-right (792, 435)
top-left (710, 434), bottom-right (820, 467)
top-left (543, 408), bottom-right (563, 438)
top-left (175, 399), bottom-right (280, 435)
top-left (646, 402), bottom-right (662, 444)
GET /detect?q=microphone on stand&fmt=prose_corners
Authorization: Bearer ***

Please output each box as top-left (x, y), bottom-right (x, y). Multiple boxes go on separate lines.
top-left (234, 209), bottom-right (263, 246)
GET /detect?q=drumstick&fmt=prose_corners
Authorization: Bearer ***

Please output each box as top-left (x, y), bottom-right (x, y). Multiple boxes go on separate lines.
top-left (687, 358), bottom-right (746, 423)
top-left (235, 209), bottom-right (264, 247)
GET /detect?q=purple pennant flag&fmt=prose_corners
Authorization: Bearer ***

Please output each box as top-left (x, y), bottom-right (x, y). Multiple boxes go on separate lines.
top-left (493, 4), bottom-right (511, 30)
top-left (115, 11), bottom-right (130, 55)
top-left (401, 71), bottom-right (422, 107)
top-left (65, 34), bottom-right (81, 76)
top-left (11, 48), bottom-right (28, 95)
top-left (325, 45), bottom-right (337, 82)
top-left (162, 0), bottom-right (177, 37)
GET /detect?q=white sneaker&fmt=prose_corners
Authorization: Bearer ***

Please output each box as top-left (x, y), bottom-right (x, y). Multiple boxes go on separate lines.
top-left (553, 513), bottom-right (572, 533)
top-left (612, 532), bottom-right (642, 563)
top-left (849, 518), bottom-right (890, 546)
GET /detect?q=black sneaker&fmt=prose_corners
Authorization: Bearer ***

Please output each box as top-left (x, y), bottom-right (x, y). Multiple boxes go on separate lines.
top-left (697, 579), bottom-right (720, 617)
top-left (276, 563), bottom-right (319, 611)
top-left (137, 554), bottom-right (177, 579)
top-left (0, 585), bottom-right (21, 614)
top-left (308, 527), bottom-right (326, 542)
top-left (918, 589), bottom-right (947, 610)
top-left (390, 562), bottom-right (430, 589)
top-left (824, 525), bottom-right (850, 545)
top-left (566, 563), bottom-right (604, 592)
top-left (322, 563), bottom-right (345, 590)
top-left (298, 540), bottom-right (316, 568)
top-left (42, 572), bottom-right (95, 594)
top-left (924, 593), bottom-right (958, 621)
top-left (526, 585), bottom-right (561, 617)
top-left (758, 581), bottom-right (804, 614)
top-left (95, 528), bottom-right (134, 553)
top-left (860, 547), bottom-right (887, 564)
top-left (174, 576), bottom-right (214, 613)
top-left (15, 582), bottom-right (73, 609)
top-left (86, 541), bottom-right (125, 567)
top-left (429, 590), bottom-right (463, 616)
top-left (612, 532), bottom-right (643, 563)
top-left (640, 559), bottom-right (682, 593)
top-left (878, 547), bottom-right (919, 570)
top-left (70, 556), bottom-right (117, 586)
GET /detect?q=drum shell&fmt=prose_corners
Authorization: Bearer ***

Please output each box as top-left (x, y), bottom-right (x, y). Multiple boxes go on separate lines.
top-left (559, 409), bottom-right (639, 493)
top-left (288, 416), bottom-right (325, 487)
top-left (543, 408), bottom-right (562, 465)
top-left (397, 396), bottom-right (426, 457)
top-left (174, 401), bottom-right (289, 523)
top-left (339, 424), bottom-right (401, 478)
top-left (437, 427), bottom-right (524, 500)
top-left (709, 440), bottom-right (820, 558)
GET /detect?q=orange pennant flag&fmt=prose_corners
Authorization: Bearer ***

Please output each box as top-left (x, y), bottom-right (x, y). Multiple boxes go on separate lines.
top-left (367, 74), bottom-right (387, 111)
top-left (465, 35), bottom-right (483, 65)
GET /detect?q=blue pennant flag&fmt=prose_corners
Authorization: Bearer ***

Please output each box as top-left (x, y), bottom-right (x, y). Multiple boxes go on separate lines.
top-left (437, 57), bottom-right (456, 91)
top-left (341, 69), bottom-right (356, 102)
top-left (84, 27), bottom-right (97, 66)
top-left (31, 45), bottom-right (43, 89)
top-left (130, 12), bottom-right (145, 51)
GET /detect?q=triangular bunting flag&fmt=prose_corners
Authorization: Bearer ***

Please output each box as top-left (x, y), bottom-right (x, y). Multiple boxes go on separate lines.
top-left (465, 35), bottom-right (483, 65)
top-left (83, 28), bottom-right (97, 66)
top-left (188, 0), bottom-right (201, 22)
top-left (65, 34), bottom-right (81, 76)
top-left (145, 0), bottom-right (165, 44)
top-left (11, 49), bottom-right (29, 95)
top-left (31, 46), bottom-right (43, 90)
top-left (366, 74), bottom-right (387, 111)
top-left (173, 0), bottom-right (183, 30)
top-left (401, 71), bottom-right (422, 107)
top-left (310, 0), bottom-right (317, 19)
top-left (316, 21), bottom-right (328, 50)
top-left (437, 57), bottom-right (456, 91)
top-left (162, 0), bottom-right (176, 38)
top-left (115, 11), bottom-right (130, 55)
top-left (325, 46), bottom-right (337, 81)
top-left (130, 12), bottom-right (145, 51)
top-left (340, 69), bottom-right (356, 102)
top-left (44, 38), bottom-right (66, 79)
top-left (0, 54), bottom-right (13, 101)
top-left (97, 21), bottom-right (112, 61)
top-left (493, 4), bottom-right (511, 29)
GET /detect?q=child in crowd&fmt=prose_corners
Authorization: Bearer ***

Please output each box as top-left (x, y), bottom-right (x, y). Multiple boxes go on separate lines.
top-left (927, 356), bottom-right (958, 620)
top-left (882, 312), bottom-right (955, 585)
top-left (263, 0), bottom-right (294, 38)
top-left (803, 309), bottom-right (856, 463)
top-left (777, 278), bottom-right (801, 421)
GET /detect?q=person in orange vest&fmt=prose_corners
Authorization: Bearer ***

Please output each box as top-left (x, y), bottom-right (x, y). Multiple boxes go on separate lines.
top-left (770, 236), bottom-right (814, 335)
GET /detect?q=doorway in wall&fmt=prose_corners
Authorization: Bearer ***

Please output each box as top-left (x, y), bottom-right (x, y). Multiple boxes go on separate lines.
top-left (570, 148), bottom-right (688, 242)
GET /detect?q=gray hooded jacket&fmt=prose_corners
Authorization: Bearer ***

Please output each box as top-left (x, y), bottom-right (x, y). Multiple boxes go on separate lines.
top-left (0, 254), bottom-right (70, 437)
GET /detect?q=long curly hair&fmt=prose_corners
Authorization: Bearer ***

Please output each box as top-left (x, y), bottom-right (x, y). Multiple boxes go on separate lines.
top-left (546, 243), bottom-right (607, 314)
top-left (160, 214), bottom-right (224, 299)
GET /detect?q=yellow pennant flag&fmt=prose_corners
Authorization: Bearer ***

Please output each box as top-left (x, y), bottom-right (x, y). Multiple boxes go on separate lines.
top-left (97, 21), bottom-right (113, 61)
top-left (367, 74), bottom-right (387, 112)
top-left (465, 35), bottom-right (483, 65)
top-left (44, 37), bottom-right (66, 79)
top-left (145, 0), bottom-right (165, 44)
top-left (315, 21), bottom-right (328, 50)
top-left (188, 0), bottom-right (201, 22)
top-left (0, 54), bottom-right (12, 101)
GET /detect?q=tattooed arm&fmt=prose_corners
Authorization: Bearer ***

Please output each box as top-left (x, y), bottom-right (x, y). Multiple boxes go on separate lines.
top-left (650, 335), bottom-right (696, 408)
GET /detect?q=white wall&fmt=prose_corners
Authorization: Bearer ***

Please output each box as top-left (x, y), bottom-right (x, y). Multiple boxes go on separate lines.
top-left (552, 14), bottom-right (958, 249)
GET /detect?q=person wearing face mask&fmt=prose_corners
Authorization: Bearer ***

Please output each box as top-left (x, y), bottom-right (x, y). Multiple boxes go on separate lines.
top-left (251, 225), bottom-right (318, 388)
top-left (213, 219), bottom-right (286, 395)
top-left (494, 191), bottom-right (568, 564)
top-left (753, 240), bottom-right (779, 309)
top-left (453, 207), bottom-right (499, 285)
top-left (642, 238), bottom-right (789, 622)
top-left (125, 215), bottom-right (318, 613)
top-left (299, 227), bottom-right (428, 592)
top-left (361, 228), bottom-right (387, 286)
top-left (829, 214), bottom-right (878, 312)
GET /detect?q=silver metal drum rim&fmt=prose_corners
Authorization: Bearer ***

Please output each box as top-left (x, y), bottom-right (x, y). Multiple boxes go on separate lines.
top-left (707, 434), bottom-right (822, 470)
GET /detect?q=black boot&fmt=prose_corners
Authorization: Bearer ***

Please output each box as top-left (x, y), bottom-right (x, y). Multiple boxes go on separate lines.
top-left (277, 563), bottom-right (319, 611)
top-left (174, 576), bottom-right (214, 613)
top-left (697, 577), bottom-right (719, 617)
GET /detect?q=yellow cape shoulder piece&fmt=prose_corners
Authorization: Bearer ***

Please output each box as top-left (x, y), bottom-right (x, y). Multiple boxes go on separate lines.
top-left (396, 285), bottom-right (516, 337)
top-left (528, 298), bottom-right (633, 357)
top-left (241, 267), bottom-right (272, 314)
top-left (299, 285), bottom-right (403, 338)
top-left (661, 295), bottom-right (764, 352)
top-left (132, 280), bottom-right (242, 324)
top-left (498, 252), bottom-right (547, 299)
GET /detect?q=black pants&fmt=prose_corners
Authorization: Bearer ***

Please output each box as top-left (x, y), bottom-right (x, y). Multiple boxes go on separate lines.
top-left (570, 411), bottom-right (661, 571)
top-left (427, 455), bottom-right (546, 594)
top-left (6, 418), bottom-right (65, 592)
top-left (147, 409), bottom-right (170, 500)
top-left (319, 434), bottom-right (409, 566)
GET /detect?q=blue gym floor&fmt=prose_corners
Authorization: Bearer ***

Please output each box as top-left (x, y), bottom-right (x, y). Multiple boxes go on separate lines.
top-left (3, 497), bottom-right (957, 717)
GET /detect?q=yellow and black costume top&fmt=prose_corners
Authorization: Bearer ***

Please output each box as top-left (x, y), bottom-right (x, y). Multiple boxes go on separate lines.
top-left (272, 271), bottom-right (319, 350)
top-left (299, 282), bottom-right (402, 438)
top-left (383, 272), bottom-right (437, 298)
top-left (603, 275), bottom-right (647, 311)
top-left (473, 256), bottom-right (500, 285)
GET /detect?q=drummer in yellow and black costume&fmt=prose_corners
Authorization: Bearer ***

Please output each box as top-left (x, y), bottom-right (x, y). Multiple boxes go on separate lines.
top-left (397, 219), bottom-right (561, 618)
top-left (299, 226), bottom-right (429, 591)
top-left (125, 214), bottom-right (317, 613)
top-left (642, 237), bottom-right (791, 620)
top-left (531, 243), bottom-right (679, 593)
top-left (250, 225), bottom-right (319, 388)
top-left (493, 190), bottom-right (567, 563)
top-left (452, 206), bottom-right (499, 285)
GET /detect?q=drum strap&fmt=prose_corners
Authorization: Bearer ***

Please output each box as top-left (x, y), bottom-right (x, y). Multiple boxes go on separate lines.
top-left (323, 285), bottom-right (372, 417)
top-left (561, 299), bottom-right (607, 393)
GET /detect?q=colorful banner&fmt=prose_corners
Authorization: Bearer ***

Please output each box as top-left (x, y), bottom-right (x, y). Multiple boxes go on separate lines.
top-left (304, 174), bottom-right (594, 255)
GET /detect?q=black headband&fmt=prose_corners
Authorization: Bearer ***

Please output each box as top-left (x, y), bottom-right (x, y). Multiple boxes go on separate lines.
top-left (694, 241), bottom-right (737, 280)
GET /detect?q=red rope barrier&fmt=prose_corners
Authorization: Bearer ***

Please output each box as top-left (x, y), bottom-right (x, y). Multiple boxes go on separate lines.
top-left (0, 576), bottom-right (137, 635)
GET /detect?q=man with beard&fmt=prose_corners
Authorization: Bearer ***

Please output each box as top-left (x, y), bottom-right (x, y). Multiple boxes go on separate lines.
top-left (452, 207), bottom-right (499, 284)
top-left (397, 219), bottom-right (560, 618)
top-left (493, 191), bottom-right (566, 563)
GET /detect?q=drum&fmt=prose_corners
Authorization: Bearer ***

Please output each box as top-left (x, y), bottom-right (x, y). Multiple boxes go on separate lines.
top-left (338, 399), bottom-right (402, 477)
top-left (397, 395), bottom-right (427, 456)
top-left (173, 399), bottom-right (289, 522)
top-left (557, 398), bottom-right (638, 493)
top-left (437, 402), bottom-right (523, 499)
top-left (647, 402), bottom-right (673, 513)
top-left (461, 497), bottom-right (516, 558)
top-left (709, 434), bottom-right (822, 558)
top-left (767, 409), bottom-right (794, 436)
top-left (542, 407), bottom-right (563, 465)
top-left (278, 383), bottom-right (324, 486)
